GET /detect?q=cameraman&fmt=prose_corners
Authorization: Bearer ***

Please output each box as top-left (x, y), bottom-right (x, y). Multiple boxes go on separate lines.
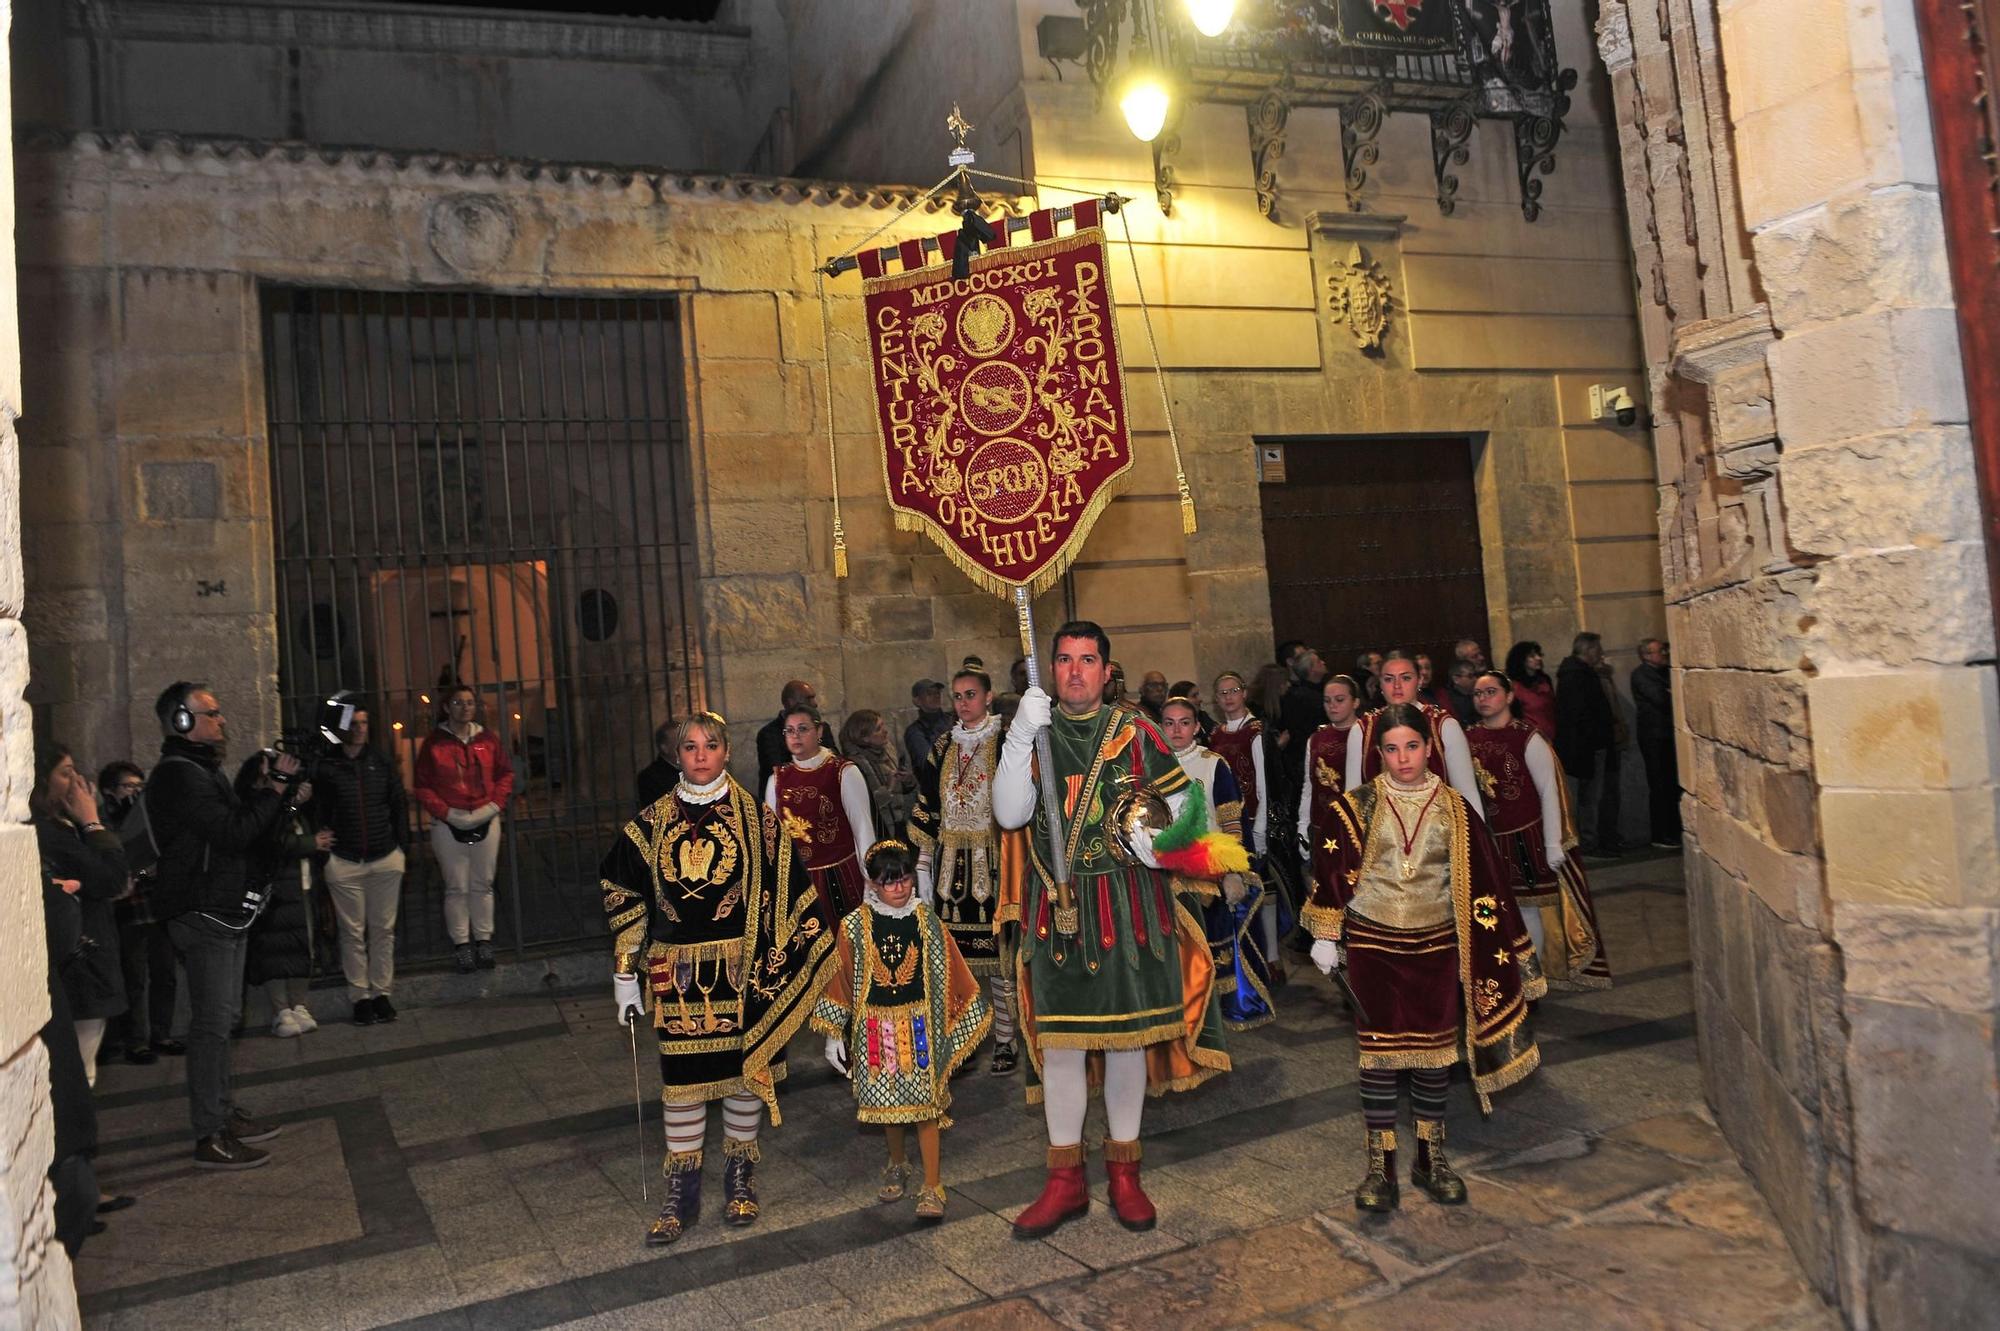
top-left (146, 682), bottom-right (301, 1170)
top-left (308, 696), bottom-right (409, 1026)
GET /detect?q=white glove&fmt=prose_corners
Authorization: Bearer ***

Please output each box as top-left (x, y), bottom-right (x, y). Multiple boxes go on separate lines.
top-left (1545, 845), bottom-right (1567, 871)
top-left (825, 1036), bottom-right (849, 1075)
top-left (614, 973), bottom-right (645, 1026)
top-left (1008, 687), bottom-right (1051, 746)
top-left (1310, 939), bottom-right (1343, 975)
top-left (445, 807), bottom-right (474, 829)
top-left (1221, 872), bottom-right (1248, 906)
top-left (474, 802), bottom-right (500, 822)
top-left (916, 865), bottom-right (935, 905)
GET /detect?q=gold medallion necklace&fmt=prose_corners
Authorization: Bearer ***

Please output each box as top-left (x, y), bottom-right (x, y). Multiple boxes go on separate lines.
top-left (1383, 778), bottom-right (1443, 882)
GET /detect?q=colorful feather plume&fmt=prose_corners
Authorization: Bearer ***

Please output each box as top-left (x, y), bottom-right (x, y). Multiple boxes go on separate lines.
top-left (1150, 778), bottom-right (1251, 879)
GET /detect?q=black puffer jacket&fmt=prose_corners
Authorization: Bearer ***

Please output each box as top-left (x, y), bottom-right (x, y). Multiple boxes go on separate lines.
top-left (246, 811), bottom-right (321, 985)
top-left (146, 737), bottom-right (293, 921)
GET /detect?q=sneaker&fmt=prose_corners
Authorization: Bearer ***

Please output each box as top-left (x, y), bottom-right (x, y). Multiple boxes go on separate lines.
top-left (353, 1000), bottom-right (378, 1027)
top-left (194, 1132), bottom-right (269, 1170)
top-left (271, 1008), bottom-right (304, 1039)
top-left (291, 1005), bottom-right (318, 1033)
top-left (372, 995), bottom-right (398, 1023)
top-left (1650, 840), bottom-right (1683, 850)
top-left (455, 943), bottom-right (476, 974)
top-left (229, 1109), bottom-right (283, 1144)
top-left (475, 941), bottom-right (497, 970)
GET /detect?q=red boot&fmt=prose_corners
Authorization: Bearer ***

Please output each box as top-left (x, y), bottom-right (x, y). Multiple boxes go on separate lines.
top-left (1011, 1144), bottom-right (1089, 1239)
top-left (1103, 1138), bottom-right (1157, 1232)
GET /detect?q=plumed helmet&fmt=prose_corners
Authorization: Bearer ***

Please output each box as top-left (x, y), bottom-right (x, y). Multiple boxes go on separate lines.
top-left (1105, 778), bottom-right (1173, 867)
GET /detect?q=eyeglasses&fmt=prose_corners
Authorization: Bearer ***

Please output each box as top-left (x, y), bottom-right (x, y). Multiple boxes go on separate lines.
top-left (1216, 686), bottom-right (1244, 697)
top-left (782, 725), bottom-right (818, 737)
top-left (191, 709), bottom-right (224, 720)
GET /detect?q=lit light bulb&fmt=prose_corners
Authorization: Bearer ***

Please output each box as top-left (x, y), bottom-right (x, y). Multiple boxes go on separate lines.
top-left (392, 721), bottom-right (404, 731)
top-left (1186, 0), bottom-right (1236, 37)
top-left (1120, 76), bottom-right (1171, 143)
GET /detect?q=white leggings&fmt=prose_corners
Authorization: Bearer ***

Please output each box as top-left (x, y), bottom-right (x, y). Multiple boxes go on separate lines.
top-left (1040, 1046), bottom-right (1147, 1147)
top-left (431, 817), bottom-right (502, 945)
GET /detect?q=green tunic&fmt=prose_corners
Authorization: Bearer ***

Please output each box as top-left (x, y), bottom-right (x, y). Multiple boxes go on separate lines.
top-left (1019, 703), bottom-right (1226, 1058)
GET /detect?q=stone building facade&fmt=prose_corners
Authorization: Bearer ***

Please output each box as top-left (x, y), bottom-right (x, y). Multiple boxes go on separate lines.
top-left (15, 0), bottom-right (1664, 816)
top-left (0, 6), bottom-right (82, 1325)
top-left (1597, 0), bottom-right (2000, 1322)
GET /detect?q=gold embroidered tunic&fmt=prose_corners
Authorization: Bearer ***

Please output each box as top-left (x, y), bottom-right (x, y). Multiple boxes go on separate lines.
top-left (599, 776), bottom-right (834, 1118)
top-left (907, 722), bottom-right (1012, 973)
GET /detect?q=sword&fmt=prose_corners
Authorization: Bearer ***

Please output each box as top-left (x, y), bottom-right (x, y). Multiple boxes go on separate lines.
top-left (1329, 961), bottom-right (1372, 1028)
top-left (628, 1016), bottom-right (649, 1202)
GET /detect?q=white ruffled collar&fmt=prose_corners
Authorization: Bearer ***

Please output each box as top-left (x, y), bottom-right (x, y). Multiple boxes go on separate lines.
top-left (865, 890), bottom-right (920, 919)
top-left (675, 773), bottom-right (730, 805)
top-left (791, 747), bottom-right (834, 772)
top-left (952, 714), bottom-right (1000, 748)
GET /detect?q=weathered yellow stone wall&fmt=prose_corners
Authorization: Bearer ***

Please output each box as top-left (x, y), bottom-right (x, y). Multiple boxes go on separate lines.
top-left (1599, 0), bottom-right (2000, 1320)
top-left (14, 136), bottom-right (1061, 785)
top-left (0, 2), bottom-right (81, 1321)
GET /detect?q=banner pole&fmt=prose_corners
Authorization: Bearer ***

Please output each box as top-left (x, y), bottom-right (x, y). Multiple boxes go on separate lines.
top-left (1014, 587), bottom-right (1078, 936)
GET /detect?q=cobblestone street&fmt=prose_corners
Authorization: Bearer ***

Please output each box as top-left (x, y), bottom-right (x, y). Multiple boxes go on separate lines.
top-left (76, 853), bottom-right (1835, 1329)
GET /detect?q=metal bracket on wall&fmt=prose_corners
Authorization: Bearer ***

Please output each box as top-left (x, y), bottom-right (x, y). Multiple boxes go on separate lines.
top-left (1429, 95), bottom-right (1478, 217)
top-left (1340, 82), bottom-right (1391, 211)
top-left (1513, 69), bottom-right (1578, 222)
top-left (1248, 74), bottom-right (1294, 222)
top-left (1152, 128), bottom-right (1181, 216)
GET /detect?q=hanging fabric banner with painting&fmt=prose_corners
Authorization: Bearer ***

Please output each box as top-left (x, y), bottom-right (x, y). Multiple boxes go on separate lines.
top-left (860, 205), bottom-right (1133, 599)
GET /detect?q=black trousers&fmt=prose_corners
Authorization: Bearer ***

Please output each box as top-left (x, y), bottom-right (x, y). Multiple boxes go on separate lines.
top-left (167, 914), bottom-right (247, 1139)
top-left (1565, 747), bottom-right (1624, 853)
top-left (115, 917), bottom-right (179, 1049)
top-left (1639, 734), bottom-right (1682, 846)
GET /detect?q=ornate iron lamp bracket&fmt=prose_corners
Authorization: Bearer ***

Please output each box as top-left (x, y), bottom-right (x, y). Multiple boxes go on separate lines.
top-left (1512, 69), bottom-right (1578, 222)
top-left (1248, 74), bottom-right (1295, 221)
top-left (1152, 130), bottom-right (1182, 215)
top-left (1429, 94), bottom-right (1478, 217)
top-left (1341, 82), bottom-right (1392, 211)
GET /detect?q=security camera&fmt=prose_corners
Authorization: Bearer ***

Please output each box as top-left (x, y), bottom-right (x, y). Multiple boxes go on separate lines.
top-left (1589, 384), bottom-right (1640, 428)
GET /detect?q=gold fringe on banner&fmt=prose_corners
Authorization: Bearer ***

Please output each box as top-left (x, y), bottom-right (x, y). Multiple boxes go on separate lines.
top-left (887, 468), bottom-right (1133, 601)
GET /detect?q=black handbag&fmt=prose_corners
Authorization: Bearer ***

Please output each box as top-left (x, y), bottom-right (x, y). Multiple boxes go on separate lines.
top-left (448, 817), bottom-right (495, 844)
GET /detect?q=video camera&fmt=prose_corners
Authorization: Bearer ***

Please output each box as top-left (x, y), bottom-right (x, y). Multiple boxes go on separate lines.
top-left (265, 690), bottom-right (366, 790)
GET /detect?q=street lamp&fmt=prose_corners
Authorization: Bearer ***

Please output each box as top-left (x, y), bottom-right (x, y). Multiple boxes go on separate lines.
top-left (1184, 0), bottom-right (1235, 38)
top-left (1119, 68), bottom-right (1173, 143)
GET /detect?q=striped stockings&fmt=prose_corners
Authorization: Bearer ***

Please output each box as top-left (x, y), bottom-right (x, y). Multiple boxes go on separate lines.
top-left (661, 1093), bottom-right (765, 1156)
top-left (1358, 1066), bottom-right (1452, 1130)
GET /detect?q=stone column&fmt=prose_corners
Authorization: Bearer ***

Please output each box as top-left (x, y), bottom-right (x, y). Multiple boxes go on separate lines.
top-left (0, 2), bottom-right (83, 1322)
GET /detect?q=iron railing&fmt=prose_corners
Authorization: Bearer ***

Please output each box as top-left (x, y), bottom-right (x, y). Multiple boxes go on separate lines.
top-left (261, 288), bottom-right (703, 964)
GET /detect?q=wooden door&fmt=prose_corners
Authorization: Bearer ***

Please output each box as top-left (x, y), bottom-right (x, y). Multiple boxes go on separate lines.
top-left (1257, 438), bottom-right (1490, 674)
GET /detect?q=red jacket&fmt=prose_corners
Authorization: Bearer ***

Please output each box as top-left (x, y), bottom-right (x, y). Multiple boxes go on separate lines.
top-left (413, 725), bottom-right (516, 819)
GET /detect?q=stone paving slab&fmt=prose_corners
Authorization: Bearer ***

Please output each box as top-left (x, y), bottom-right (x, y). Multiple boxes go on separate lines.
top-left (72, 854), bottom-right (1838, 1330)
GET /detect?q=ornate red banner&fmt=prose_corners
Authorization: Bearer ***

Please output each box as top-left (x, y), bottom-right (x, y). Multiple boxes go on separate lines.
top-left (863, 227), bottom-right (1133, 598)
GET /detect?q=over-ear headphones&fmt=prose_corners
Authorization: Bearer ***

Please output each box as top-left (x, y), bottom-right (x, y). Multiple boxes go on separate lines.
top-left (169, 682), bottom-right (197, 734)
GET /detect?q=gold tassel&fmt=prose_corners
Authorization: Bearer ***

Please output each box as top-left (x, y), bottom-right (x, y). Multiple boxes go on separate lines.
top-left (833, 518), bottom-right (849, 578)
top-left (1178, 474), bottom-right (1198, 535)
